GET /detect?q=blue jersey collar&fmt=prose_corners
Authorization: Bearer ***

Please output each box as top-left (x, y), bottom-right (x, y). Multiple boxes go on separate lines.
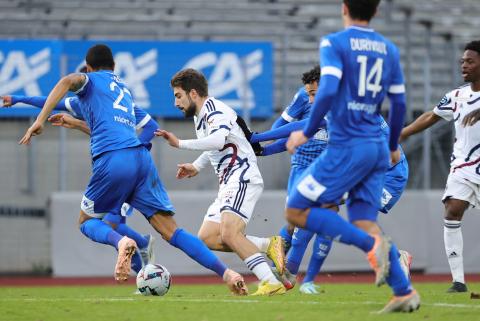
top-left (348, 25), bottom-right (374, 32)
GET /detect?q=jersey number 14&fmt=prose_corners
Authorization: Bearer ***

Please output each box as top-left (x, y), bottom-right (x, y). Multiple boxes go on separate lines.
top-left (357, 55), bottom-right (383, 98)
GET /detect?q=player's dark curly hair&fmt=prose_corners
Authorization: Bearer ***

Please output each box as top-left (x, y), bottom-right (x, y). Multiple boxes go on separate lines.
top-left (343, 0), bottom-right (380, 22)
top-left (302, 65), bottom-right (320, 85)
top-left (86, 44), bottom-right (115, 70)
top-left (170, 68), bottom-right (209, 97)
top-left (464, 41), bottom-right (480, 55)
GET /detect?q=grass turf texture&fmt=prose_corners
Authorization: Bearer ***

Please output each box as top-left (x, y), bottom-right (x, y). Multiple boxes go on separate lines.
top-left (1, 283), bottom-right (479, 321)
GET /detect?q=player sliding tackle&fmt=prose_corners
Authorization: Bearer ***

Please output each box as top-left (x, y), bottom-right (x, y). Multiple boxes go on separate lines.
top-left (156, 68), bottom-right (286, 296)
top-left (18, 44), bottom-right (247, 295)
top-left (284, 0), bottom-right (419, 313)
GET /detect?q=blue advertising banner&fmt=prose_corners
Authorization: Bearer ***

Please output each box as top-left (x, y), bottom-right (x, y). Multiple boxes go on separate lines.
top-left (0, 40), bottom-right (62, 117)
top-left (0, 40), bottom-right (273, 118)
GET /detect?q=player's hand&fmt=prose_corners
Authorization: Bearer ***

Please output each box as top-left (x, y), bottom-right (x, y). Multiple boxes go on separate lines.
top-left (0, 95), bottom-right (13, 107)
top-left (176, 163), bottom-right (198, 179)
top-left (155, 129), bottom-right (180, 148)
top-left (286, 130), bottom-right (308, 154)
top-left (48, 113), bottom-right (77, 129)
top-left (19, 120), bottom-right (44, 145)
top-left (462, 109), bottom-right (480, 127)
top-left (390, 149), bottom-right (401, 165)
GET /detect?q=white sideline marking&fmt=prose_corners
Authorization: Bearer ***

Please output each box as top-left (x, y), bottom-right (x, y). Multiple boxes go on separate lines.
top-left (0, 297), bottom-right (479, 309)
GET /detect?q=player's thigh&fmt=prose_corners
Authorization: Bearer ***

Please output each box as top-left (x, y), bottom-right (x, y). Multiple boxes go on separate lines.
top-left (442, 173), bottom-right (475, 219)
top-left (198, 220), bottom-right (221, 240)
top-left (220, 211), bottom-right (247, 235)
top-left (287, 144), bottom-right (374, 210)
top-left (129, 149), bottom-right (175, 219)
top-left (82, 149), bottom-right (138, 218)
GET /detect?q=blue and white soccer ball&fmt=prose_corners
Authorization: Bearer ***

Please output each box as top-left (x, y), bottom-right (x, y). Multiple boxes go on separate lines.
top-left (136, 264), bottom-right (171, 296)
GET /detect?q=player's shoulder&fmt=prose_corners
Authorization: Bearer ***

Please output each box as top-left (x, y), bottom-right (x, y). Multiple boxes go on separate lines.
top-left (204, 97), bottom-right (236, 122)
top-left (444, 84), bottom-right (470, 98)
top-left (320, 30), bottom-right (344, 48)
top-left (207, 97), bottom-right (231, 113)
top-left (294, 86), bottom-right (309, 103)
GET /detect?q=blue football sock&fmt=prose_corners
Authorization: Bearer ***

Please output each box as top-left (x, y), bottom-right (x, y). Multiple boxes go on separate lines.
top-left (286, 228), bottom-right (314, 274)
top-left (386, 243), bottom-right (412, 296)
top-left (304, 207), bottom-right (374, 252)
top-left (116, 224), bottom-right (148, 249)
top-left (131, 252), bottom-right (143, 273)
top-left (80, 218), bottom-right (123, 250)
top-left (279, 225), bottom-right (293, 252)
top-left (169, 228), bottom-right (227, 277)
top-left (303, 235), bottom-right (332, 283)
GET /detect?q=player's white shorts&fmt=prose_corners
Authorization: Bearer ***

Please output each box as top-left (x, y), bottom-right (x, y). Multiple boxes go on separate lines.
top-left (204, 181), bottom-right (264, 224)
top-left (442, 172), bottom-right (480, 208)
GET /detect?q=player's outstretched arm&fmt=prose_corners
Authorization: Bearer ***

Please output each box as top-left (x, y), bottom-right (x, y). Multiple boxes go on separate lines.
top-left (156, 128), bottom-right (228, 151)
top-left (48, 113), bottom-right (91, 135)
top-left (400, 111), bottom-right (442, 141)
top-left (261, 138), bottom-right (288, 156)
top-left (251, 119), bottom-right (307, 143)
top-left (1, 95), bottom-right (70, 112)
top-left (19, 73), bottom-right (87, 145)
top-left (271, 116), bottom-right (289, 129)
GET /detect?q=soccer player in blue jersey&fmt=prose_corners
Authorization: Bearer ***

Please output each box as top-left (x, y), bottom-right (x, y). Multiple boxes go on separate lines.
top-left (2, 88), bottom-right (160, 274)
top-left (285, 0), bottom-right (419, 313)
top-left (258, 65), bottom-right (333, 294)
top-left (18, 44), bottom-right (247, 295)
top-left (251, 114), bottom-right (412, 285)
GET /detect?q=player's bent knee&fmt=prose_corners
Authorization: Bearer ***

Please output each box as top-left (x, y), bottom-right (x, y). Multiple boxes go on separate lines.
top-left (285, 207), bottom-right (308, 227)
top-left (444, 199), bottom-right (467, 221)
top-left (78, 210), bottom-right (93, 227)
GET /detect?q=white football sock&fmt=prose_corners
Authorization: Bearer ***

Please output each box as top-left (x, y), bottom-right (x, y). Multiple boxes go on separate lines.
top-left (246, 235), bottom-right (270, 253)
top-left (444, 219), bottom-right (465, 284)
top-left (244, 253), bottom-right (280, 284)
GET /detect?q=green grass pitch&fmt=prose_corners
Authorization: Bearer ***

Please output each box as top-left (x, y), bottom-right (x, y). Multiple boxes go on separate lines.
top-left (1, 283), bottom-right (479, 321)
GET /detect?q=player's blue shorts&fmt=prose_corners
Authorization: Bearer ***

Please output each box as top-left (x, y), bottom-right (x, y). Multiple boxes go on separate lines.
top-left (81, 146), bottom-right (175, 219)
top-left (380, 156), bottom-right (408, 213)
top-left (287, 140), bottom-right (389, 222)
top-left (287, 165), bottom-right (307, 195)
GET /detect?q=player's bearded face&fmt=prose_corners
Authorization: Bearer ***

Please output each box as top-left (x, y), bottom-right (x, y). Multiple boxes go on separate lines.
top-left (184, 93), bottom-right (196, 118)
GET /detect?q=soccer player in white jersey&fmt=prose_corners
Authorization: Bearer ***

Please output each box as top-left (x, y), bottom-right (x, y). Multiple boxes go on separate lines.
top-left (400, 40), bottom-right (480, 293)
top-left (156, 68), bottom-right (286, 296)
